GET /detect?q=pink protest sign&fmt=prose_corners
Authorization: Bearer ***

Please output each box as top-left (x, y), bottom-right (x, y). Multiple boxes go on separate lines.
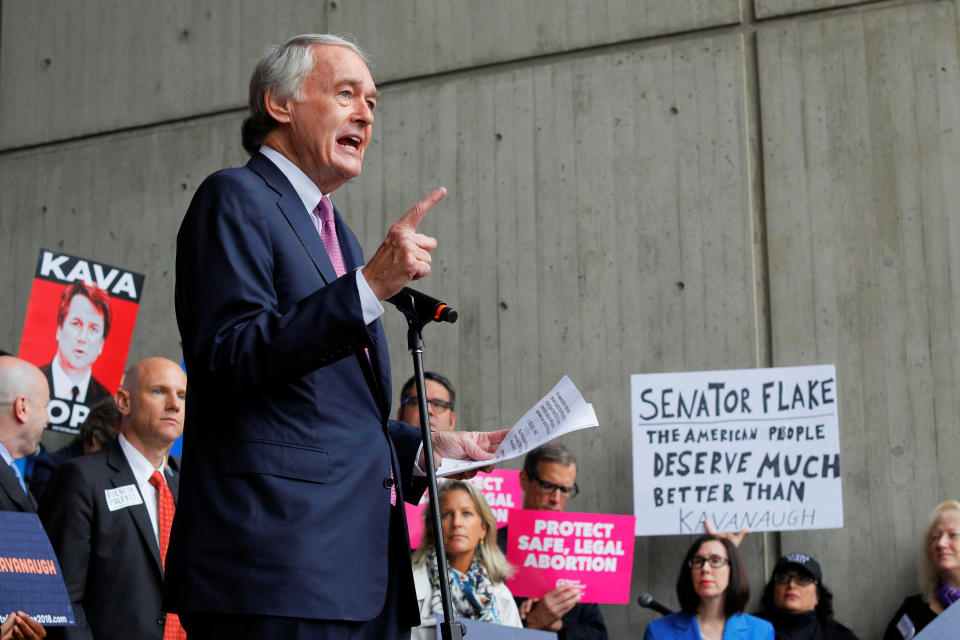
top-left (505, 509), bottom-right (636, 604)
top-left (406, 469), bottom-right (522, 549)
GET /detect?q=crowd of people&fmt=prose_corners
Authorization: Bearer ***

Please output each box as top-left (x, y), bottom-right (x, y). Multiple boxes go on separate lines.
top-left (1, 354), bottom-right (959, 638)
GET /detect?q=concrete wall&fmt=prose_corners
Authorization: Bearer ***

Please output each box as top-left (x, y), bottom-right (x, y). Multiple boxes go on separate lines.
top-left (2, 0), bottom-right (959, 636)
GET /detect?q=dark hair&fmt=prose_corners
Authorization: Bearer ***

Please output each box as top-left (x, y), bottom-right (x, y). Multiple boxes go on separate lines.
top-left (56, 281), bottom-right (112, 339)
top-left (523, 443), bottom-right (577, 479)
top-left (760, 570), bottom-right (835, 624)
top-left (676, 534), bottom-right (750, 617)
top-left (399, 371), bottom-right (456, 410)
top-left (77, 397), bottom-right (119, 449)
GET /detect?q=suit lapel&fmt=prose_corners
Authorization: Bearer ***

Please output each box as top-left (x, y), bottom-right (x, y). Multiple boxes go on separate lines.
top-left (166, 465), bottom-right (179, 506)
top-left (106, 442), bottom-right (162, 574)
top-left (247, 153), bottom-right (338, 284)
top-left (248, 153), bottom-right (393, 417)
top-left (332, 203), bottom-right (394, 417)
top-left (722, 613), bottom-right (748, 639)
top-left (0, 462), bottom-right (35, 512)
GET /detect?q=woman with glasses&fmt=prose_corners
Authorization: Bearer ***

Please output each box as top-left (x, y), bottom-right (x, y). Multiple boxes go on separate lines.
top-left (411, 480), bottom-right (521, 639)
top-left (644, 534), bottom-right (773, 640)
top-left (756, 553), bottom-right (858, 640)
top-left (883, 500), bottom-right (960, 640)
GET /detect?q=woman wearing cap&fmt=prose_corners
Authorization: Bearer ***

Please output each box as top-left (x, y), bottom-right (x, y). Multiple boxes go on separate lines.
top-left (756, 552), bottom-right (858, 640)
top-left (410, 480), bottom-right (521, 639)
top-left (644, 534), bottom-right (773, 640)
top-left (883, 500), bottom-right (960, 639)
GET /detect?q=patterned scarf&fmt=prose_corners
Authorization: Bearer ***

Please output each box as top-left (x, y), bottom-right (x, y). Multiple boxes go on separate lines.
top-left (935, 580), bottom-right (960, 608)
top-left (427, 548), bottom-right (501, 624)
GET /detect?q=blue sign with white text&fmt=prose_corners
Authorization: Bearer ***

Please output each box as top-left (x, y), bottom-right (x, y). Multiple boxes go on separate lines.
top-left (0, 512), bottom-right (74, 625)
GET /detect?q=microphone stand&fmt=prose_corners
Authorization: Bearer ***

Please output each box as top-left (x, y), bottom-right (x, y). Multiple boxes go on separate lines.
top-left (397, 310), bottom-right (465, 640)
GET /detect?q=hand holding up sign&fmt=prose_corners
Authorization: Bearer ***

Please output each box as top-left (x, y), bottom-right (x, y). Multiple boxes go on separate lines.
top-left (1, 612), bottom-right (46, 640)
top-left (521, 585), bottom-right (583, 631)
top-left (704, 519), bottom-right (750, 547)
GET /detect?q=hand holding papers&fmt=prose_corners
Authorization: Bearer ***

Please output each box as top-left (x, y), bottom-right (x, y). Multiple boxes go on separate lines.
top-left (437, 376), bottom-right (599, 477)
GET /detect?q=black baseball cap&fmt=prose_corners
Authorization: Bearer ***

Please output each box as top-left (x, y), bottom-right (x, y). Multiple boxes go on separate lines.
top-left (774, 552), bottom-right (822, 582)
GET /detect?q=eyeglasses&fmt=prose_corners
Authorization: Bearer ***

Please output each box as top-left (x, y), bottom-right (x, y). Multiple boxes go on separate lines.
top-left (773, 572), bottom-right (816, 586)
top-left (530, 472), bottom-right (579, 499)
top-left (688, 555), bottom-right (729, 569)
top-left (401, 396), bottom-right (453, 412)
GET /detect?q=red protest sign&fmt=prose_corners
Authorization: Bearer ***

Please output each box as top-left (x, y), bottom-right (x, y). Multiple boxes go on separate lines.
top-left (18, 249), bottom-right (145, 436)
top-left (505, 509), bottom-right (636, 604)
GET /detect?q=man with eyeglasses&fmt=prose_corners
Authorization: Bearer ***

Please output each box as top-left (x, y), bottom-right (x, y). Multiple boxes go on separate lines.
top-left (497, 444), bottom-right (608, 639)
top-left (397, 372), bottom-right (457, 432)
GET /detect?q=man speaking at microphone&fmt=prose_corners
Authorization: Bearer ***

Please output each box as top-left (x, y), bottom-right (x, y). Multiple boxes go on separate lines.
top-left (168, 34), bottom-right (505, 639)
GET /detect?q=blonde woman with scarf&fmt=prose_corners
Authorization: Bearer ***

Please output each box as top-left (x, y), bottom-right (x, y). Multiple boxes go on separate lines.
top-left (411, 480), bottom-right (521, 638)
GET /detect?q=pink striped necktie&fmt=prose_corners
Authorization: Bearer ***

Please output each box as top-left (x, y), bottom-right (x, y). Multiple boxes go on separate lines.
top-left (316, 197), bottom-right (346, 278)
top-left (314, 198), bottom-right (396, 506)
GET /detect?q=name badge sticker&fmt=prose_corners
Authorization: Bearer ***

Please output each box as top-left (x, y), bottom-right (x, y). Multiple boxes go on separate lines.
top-left (896, 613), bottom-right (915, 639)
top-left (104, 485), bottom-right (143, 512)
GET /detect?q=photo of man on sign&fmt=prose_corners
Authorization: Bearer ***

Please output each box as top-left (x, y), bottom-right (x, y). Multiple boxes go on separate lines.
top-left (40, 281), bottom-right (113, 410)
top-left (18, 249), bottom-right (145, 440)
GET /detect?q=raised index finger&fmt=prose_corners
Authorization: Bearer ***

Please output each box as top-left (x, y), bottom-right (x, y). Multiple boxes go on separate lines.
top-left (396, 187), bottom-right (446, 230)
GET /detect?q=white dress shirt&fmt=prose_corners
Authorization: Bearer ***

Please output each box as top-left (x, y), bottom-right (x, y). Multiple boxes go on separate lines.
top-left (118, 433), bottom-right (166, 546)
top-left (49, 353), bottom-right (92, 401)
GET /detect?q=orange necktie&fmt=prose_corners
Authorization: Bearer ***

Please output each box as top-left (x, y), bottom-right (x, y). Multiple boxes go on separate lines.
top-left (149, 470), bottom-right (187, 640)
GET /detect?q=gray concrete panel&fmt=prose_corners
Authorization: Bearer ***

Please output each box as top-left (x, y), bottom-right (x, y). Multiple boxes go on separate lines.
top-left (0, 0), bottom-right (320, 150)
top-left (0, 114), bottom-right (248, 450)
top-left (1, 1), bottom-right (742, 149)
top-left (338, 31), bottom-right (758, 635)
top-left (331, 0), bottom-right (741, 82)
top-left (758, 2), bottom-right (960, 637)
top-left (755, 0), bottom-right (879, 20)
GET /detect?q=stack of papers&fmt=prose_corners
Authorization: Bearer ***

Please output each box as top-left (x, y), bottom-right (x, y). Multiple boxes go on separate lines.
top-left (438, 376), bottom-right (599, 477)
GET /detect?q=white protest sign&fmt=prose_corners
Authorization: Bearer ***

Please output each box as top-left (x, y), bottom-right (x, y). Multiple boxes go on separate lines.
top-left (631, 364), bottom-right (843, 536)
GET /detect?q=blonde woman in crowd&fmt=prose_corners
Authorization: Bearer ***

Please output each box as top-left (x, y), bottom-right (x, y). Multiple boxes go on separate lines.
top-left (884, 500), bottom-right (960, 639)
top-left (411, 480), bottom-right (521, 638)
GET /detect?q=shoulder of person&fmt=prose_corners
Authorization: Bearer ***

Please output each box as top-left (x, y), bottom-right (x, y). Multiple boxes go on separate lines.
top-left (188, 164), bottom-right (274, 217)
top-left (823, 618), bottom-right (860, 640)
top-left (49, 447), bottom-right (108, 480)
top-left (729, 612), bottom-right (775, 637)
top-left (648, 611), bottom-right (694, 632)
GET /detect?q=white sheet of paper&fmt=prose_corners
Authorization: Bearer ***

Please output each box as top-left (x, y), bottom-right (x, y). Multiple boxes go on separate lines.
top-left (437, 375), bottom-right (598, 477)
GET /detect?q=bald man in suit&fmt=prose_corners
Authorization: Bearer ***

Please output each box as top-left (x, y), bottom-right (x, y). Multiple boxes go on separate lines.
top-left (40, 358), bottom-right (186, 640)
top-left (0, 356), bottom-right (51, 639)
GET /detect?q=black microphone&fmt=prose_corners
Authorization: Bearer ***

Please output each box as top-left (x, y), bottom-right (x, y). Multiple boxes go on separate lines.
top-left (638, 593), bottom-right (672, 616)
top-left (387, 287), bottom-right (458, 324)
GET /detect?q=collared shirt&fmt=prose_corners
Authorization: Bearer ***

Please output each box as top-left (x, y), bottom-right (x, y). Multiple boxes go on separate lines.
top-left (50, 353), bottom-right (91, 401)
top-left (0, 442), bottom-right (26, 492)
top-left (118, 434), bottom-right (165, 546)
top-left (0, 442), bottom-right (15, 468)
top-left (259, 145), bottom-right (384, 325)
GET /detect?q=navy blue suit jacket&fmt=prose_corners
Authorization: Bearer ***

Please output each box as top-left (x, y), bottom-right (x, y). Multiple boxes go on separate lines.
top-left (166, 152), bottom-right (424, 625)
